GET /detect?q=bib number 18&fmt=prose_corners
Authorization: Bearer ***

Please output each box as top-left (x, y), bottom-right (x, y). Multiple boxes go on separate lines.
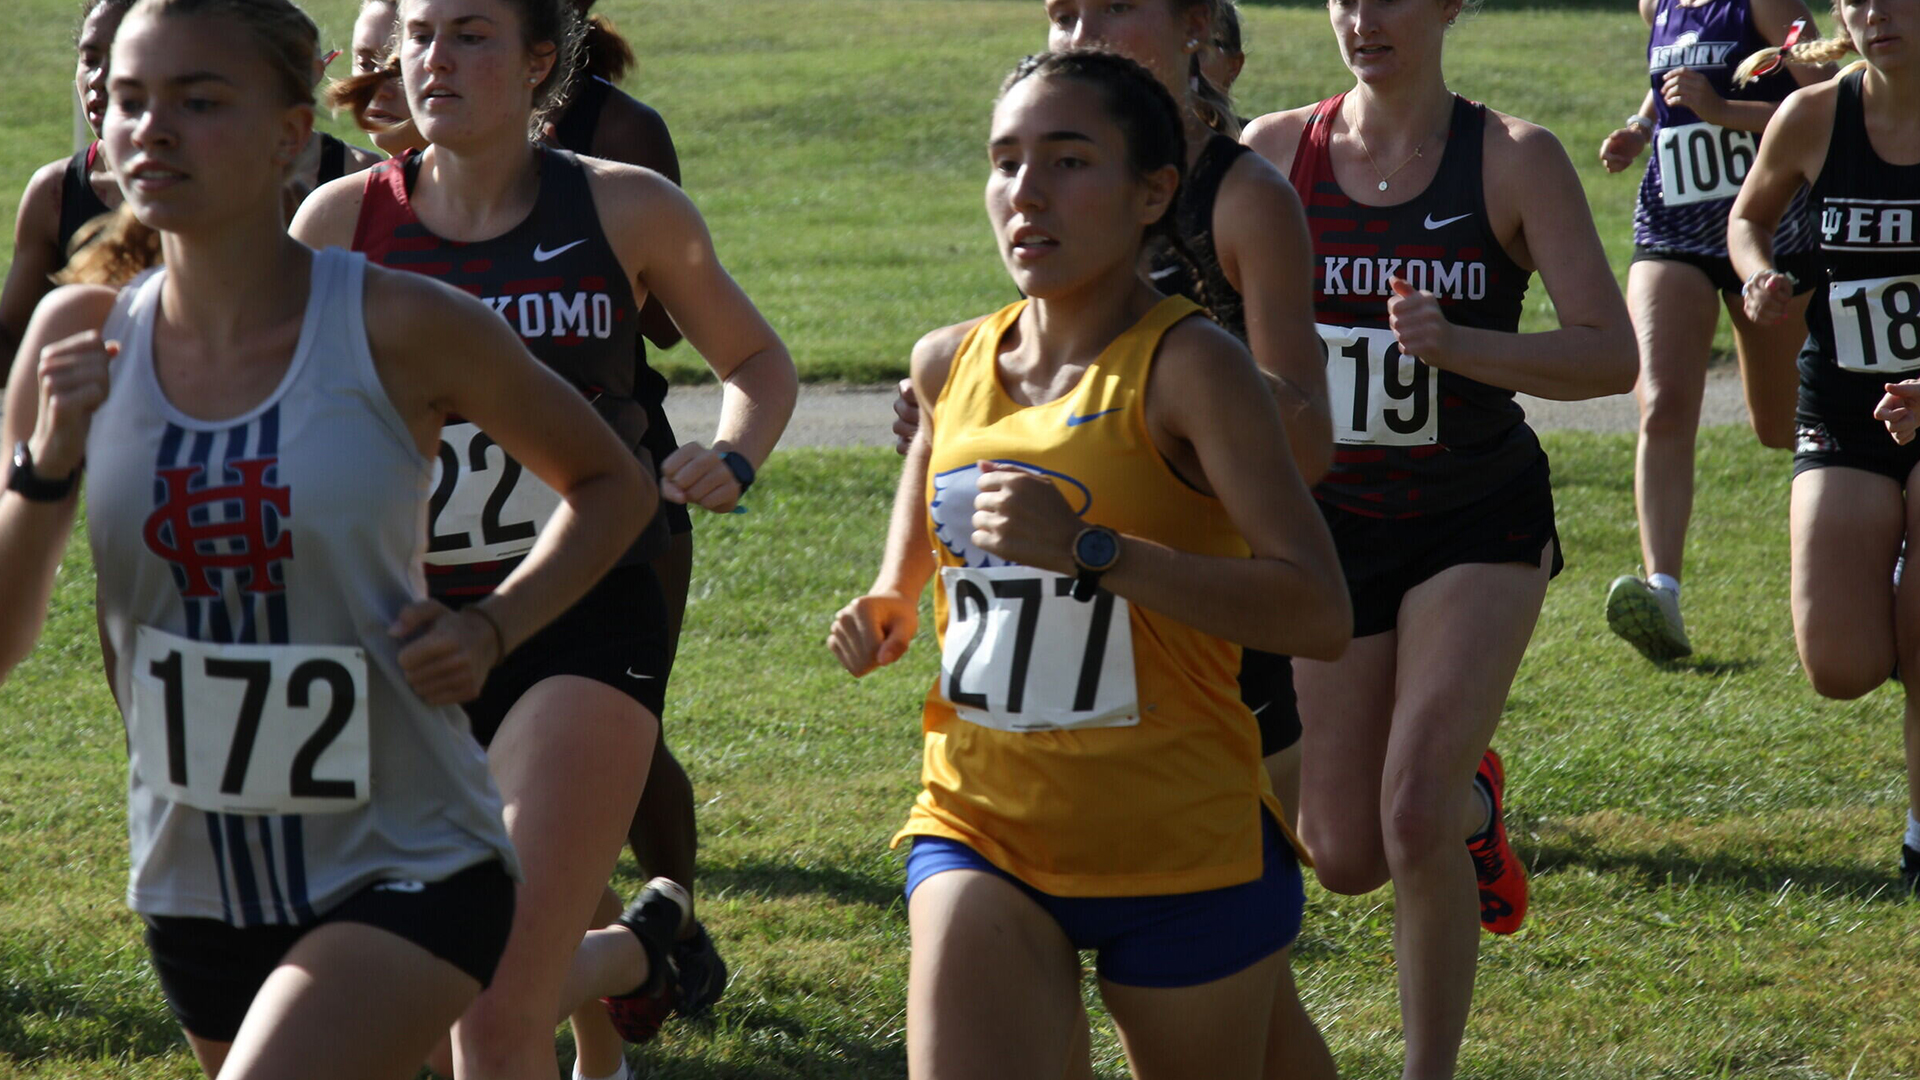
top-left (1831, 274), bottom-right (1920, 374)
top-left (940, 566), bottom-right (1138, 732)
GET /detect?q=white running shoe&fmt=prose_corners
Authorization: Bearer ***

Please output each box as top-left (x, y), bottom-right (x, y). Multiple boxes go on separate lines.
top-left (1606, 575), bottom-right (1692, 662)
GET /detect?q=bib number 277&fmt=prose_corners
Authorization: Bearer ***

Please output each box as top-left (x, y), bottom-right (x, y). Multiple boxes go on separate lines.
top-left (940, 566), bottom-right (1137, 732)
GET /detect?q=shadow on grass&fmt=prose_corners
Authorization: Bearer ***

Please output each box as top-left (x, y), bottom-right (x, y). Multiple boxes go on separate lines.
top-left (1662, 654), bottom-right (1762, 676)
top-left (0, 982), bottom-right (184, 1067)
top-left (631, 1002), bottom-right (909, 1080)
top-left (702, 857), bottom-right (901, 909)
top-left (1527, 826), bottom-right (1909, 903)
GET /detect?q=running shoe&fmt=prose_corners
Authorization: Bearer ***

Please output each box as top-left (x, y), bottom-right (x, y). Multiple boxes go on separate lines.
top-left (1605, 575), bottom-right (1692, 662)
top-left (1904, 844), bottom-right (1920, 898)
top-left (671, 920), bottom-right (729, 1018)
top-left (602, 877), bottom-right (691, 1045)
top-left (1470, 749), bottom-right (1528, 935)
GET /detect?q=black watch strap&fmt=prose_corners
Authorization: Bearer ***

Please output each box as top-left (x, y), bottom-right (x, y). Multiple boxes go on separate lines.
top-left (719, 450), bottom-right (755, 495)
top-left (9, 442), bottom-right (78, 503)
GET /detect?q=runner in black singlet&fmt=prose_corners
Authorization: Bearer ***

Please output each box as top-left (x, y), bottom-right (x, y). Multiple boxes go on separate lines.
top-left (541, 5), bottom-right (731, 1034)
top-left (0, 0), bottom-right (132, 371)
top-left (291, 0), bottom-right (796, 1074)
top-left (1243, 0), bottom-right (1635, 1070)
top-left (1731, 0), bottom-right (1920, 894)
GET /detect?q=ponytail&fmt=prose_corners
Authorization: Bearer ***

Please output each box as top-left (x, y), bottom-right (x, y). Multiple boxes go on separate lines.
top-left (56, 203), bottom-right (161, 287)
top-left (1734, 33), bottom-right (1855, 85)
top-left (579, 12), bottom-right (633, 83)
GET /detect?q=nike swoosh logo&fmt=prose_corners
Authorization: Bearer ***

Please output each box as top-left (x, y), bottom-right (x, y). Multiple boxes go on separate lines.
top-left (1423, 213), bottom-right (1471, 230)
top-left (1065, 408), bottom-right (1123, 427)
top-left (625, 667), bottom-right (655, 680)
top-left (533, 239), bottom-right (587, 262)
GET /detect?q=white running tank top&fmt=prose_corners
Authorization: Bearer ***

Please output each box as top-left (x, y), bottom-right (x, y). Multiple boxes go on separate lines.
top-left (86, 247), bottom-right (519, 926)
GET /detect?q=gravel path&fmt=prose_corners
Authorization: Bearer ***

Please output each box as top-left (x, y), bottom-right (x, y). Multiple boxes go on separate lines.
top-left (663, 366), bottom-right (1754, 449)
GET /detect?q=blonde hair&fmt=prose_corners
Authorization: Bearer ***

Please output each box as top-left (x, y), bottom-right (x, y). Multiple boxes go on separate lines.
top-left (1734, 2), bottom-right (1866, 85)
top-left (59, 0), bottom-right (319, 286)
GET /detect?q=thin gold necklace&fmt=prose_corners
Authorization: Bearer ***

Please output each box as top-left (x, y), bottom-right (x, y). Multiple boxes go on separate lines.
top-left (1353, 125), bottom-right (1432, 192)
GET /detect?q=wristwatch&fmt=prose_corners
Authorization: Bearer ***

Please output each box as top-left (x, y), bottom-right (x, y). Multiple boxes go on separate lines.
top-left (1070, 525), bottom-right (1121, 602)
top-left (8, 441), bottom-right (78, 503)
top-left (718, 450), bottom-right (756, 496)
top-left (1624, 114), bottom-right (1654, 139)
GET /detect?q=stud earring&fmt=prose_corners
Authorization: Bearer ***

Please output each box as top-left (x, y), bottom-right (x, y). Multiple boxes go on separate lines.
top-left (1185, 37), bottom-right (1200, 50)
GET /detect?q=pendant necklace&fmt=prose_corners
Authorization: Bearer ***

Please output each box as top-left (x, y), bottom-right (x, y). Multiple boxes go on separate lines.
top-left (1355, 126), bottom-right (1432, 192)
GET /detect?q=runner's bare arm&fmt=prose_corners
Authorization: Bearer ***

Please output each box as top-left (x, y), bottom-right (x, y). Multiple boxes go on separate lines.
top-left (1730, 83), bottom-right (1837, 321)
top-left (0, 162), bottom-right (72, 378)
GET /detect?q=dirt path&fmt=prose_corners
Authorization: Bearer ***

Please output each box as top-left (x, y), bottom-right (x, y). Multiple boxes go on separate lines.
top-left (663, 366), bottom-right (1754, 449)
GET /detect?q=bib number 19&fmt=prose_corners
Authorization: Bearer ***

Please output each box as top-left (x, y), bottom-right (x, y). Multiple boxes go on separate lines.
top-left (1318, 324), bottom-right (1439, 446)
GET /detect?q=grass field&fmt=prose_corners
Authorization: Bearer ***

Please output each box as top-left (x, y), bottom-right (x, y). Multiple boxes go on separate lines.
top-left (7, 0), bottom-right (1690, 382)
top-left (6, 2), bottom-right (1916, 1078)
top-left (5, 431), bottom-right (1920, 1079)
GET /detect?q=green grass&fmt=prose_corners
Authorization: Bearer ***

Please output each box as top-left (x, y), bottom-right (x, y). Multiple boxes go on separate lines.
top-left (4, 0), bottom-right (1693, 383)
top-left (5, 432), bottom-right (1920, 1079)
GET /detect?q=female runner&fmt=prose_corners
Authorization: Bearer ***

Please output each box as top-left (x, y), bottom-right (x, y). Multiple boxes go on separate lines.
top-left (543, 0), bottom-right (731, 1028)
top-left (831, 49), bottom-right (1349, 1080)
top-left (1597, 0), bottom-right (1826, 663)
top-left (1, 0), bottom-right (132, 366)
top-left (291, 0), bottom-right (795, 1074)
top-left (0, 0), bottom-right (652, 1076)
top-left (1732, 0), bottom-right (1920, 892)
top-left (1242, 0), bottom-right (1636, 1072)
top-left (334, 0), bottom-right (427, 157)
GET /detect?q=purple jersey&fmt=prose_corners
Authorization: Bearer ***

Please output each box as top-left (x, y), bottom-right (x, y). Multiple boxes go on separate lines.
top-left (1633, 0), bottom-right (1813, 257)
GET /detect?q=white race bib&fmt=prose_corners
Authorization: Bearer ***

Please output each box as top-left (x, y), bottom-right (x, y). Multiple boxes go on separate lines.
top-left (1829, 274), bottom-right (1920, 374)
top-left (1656, 122), bottom-right (1756, 207)
top-left (1318, 324), bottom-right (1439, 446)
top-left (939, 565), bottom-right (1137, 732)
top-left (129, 626), bottom-right (371, 815)
top-left (424, 421), bottom-right (563, 566)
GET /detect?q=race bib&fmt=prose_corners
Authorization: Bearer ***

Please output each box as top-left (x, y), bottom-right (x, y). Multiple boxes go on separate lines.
top-left (939, 565), bottom-right (1137, 732)
top-left (425, 421), bottom-right (563, 566)
top-left (1318, 324), bottom-right (1439, 446)
top-left (1830, 274), bottom-right (1920, 374)
top-left (1656, 122), bottom-right (1757, 207)
top-left (129, 626), bottom-right (371, 815)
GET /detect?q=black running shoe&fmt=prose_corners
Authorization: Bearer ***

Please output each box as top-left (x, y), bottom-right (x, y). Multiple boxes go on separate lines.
top-left (671, 920), bottom-right (729, 1018)
top-left (1903, 844), bottom-right (1920, 898)
top-left (602, 878), bottom-right (690, 1045)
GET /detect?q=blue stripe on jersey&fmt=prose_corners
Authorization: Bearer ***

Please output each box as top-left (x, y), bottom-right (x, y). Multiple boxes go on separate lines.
top-left (281, 816), bottom-right (316, 923)
top-left (204, 812), bottom-right (235, 923)
top-left (255, 816), bottom-right (290, 925)
top-left (223, 813), bottom-right (264, 926)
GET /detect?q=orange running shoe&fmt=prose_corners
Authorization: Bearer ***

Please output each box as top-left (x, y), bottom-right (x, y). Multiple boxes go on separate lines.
top-left (1469, 749), bottom-right (1528, 934)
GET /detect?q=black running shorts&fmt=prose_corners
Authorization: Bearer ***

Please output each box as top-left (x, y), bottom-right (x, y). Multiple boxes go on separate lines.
top-left (457, 562), bottom-right (673, 747)
top-left (1322, 455), bottom-right (1563, 639)
top-left (1240, 648), bottom-right (1301, 756)
top-left (1630, 245), bottom-right (1820, 297)
top-left (143, 859), bottom-right (514, 1042)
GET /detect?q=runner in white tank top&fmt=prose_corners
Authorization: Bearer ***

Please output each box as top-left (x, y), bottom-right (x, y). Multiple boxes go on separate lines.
top-left (0, 2), bottom-right (652, 1076)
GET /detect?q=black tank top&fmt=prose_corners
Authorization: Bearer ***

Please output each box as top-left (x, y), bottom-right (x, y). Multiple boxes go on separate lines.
top-left (1799, 69), bottom-right (1920, 406)
top-left (552, 74), bottom-right (673, 422)
top-left (1289, 94), bottom-right (1539, 518)
top-left (56, 143), bottom-right (113, 262)
top-left (1149, 134), bottom-right (1252, 341)
top-left (316, 133), bottom-right (350, 187)
top-left (351, 146), bottom-right (667, 596)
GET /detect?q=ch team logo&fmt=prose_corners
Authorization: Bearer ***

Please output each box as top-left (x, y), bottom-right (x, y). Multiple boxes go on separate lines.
top-left (143, 456), bottom-right (292, 599)
top-left (930, 460), bottom-right (1092, 568)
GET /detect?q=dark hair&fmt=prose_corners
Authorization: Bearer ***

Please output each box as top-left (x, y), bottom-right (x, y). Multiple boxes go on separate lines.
top-left (579, 12), bottom-right (633, 83)
top-left (1000, 49), bottom-right (1211, 310)
top-left (1213, 0), bottom-right (1242, 55)
top-left (61, 0), bottom-right (319, 286)
top-left (487, 0), bottom-right (587, 134)
top-left (74, 0), bottom-right (136, 44)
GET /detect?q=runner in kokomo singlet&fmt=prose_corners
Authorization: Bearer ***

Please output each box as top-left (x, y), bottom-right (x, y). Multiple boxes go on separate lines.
top-left (1598, 0), bottom-right (1826, 664)
top-left (1731, 10), bottom-right (1920, 895)
top-left (1244, 0), bottom-right (1636, 1067)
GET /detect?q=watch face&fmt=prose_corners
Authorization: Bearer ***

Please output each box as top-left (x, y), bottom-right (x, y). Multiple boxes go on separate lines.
top-left (1076, 527), bottom-right (1119, 570)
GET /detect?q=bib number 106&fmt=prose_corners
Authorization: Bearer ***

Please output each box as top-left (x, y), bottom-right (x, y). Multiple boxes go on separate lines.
top-left (1656, 122), bottom-right (1756, 208)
